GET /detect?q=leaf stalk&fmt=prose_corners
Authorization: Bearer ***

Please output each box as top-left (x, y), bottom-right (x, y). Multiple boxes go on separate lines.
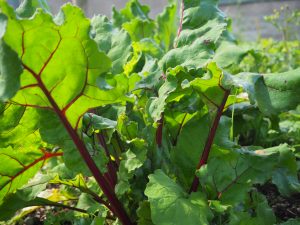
top-left (189, 89), bottom-right (230, 193)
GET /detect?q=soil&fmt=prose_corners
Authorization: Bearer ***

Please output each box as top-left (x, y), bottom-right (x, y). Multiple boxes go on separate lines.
top-left (257, 182), bottom-right (300, 221)
top-left (19, 183), bottom-right (300, 224)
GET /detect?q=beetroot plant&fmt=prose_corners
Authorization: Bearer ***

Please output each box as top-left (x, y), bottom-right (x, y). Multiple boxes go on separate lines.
top-left (0, 0), bottom-right (299, 224)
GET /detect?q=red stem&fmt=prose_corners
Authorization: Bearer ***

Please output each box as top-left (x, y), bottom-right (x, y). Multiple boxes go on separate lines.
top-left (156, 113), bottom-right (164, 148)
top-left (23, 64), bottom-right (133, 225)
top-left (189, 90), bottom-right (230, 193)
top-left (97, 131), bottom-right (118, 188)
top-left (174, 0), bottom-right (184, 48)
top-left (173, 113), bottom-right (187, 146)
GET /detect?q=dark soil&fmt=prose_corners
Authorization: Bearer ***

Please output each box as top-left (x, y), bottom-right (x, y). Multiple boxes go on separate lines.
top-left (257, 182), bottom-right (300, 221)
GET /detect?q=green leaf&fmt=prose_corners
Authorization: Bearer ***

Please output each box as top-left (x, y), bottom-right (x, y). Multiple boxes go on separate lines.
top-left (108, 30), bottom-right (132, 74)
top-left (159, 1), bottom-right (228, 73)
top-left (0, 146), bottom-right (62, 204)
top-left (0, 190), bottom-right (77, 221)
top-left (147, 75), bottom-right (177, 122)
top-left (0, 104), bottom-right (39, 147)
top-left (213, 41), bottom-right (250, 68)
top-left (91, 15), bottom-right (114, 53)
top-left (234, 68), bottom-right (300, 116)
top-left (228, 192), bottom-right (276, 225)
top-left (145, 170), bottom-right (212, 225)
top-left (135, 55), bottom-right (163, 91)
top-left (189, 62), bottom-right (231, 109)
top-left (171, 114), bottom-right (209, 187)
top-left (116, 138), bottom-right (147, 195)
top-left (112, 0), bottom-right (151, 27)
top-left (0, 40), bottom-right (22, 102)
top-left (197, 144), bottom-right (295, 204)
top-left (83, 113), bottom-right (117, 131)
top-left (0, 14), bottom-right (22, 101)
top-left (155, 2), bottom-right (177, 51)
top-left (272, 169), bottom-right (300, 196)
top-left (1, 3), bottom-right (128, 130)
top-left (279, 219), bottom-right (300, 225)
top-left (137, 201), bottom-right (154, 225)
top-left (123, 19), bottom-right (156, 42)
top-left (0, 103), bottom-right (57, 204)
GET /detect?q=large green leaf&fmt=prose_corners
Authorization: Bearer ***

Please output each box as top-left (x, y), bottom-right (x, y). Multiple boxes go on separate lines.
top-left (0, 104), bottom-right (56, 203)
top-left (234, 68), bottom-right (300, 116)
top-left (197, 144), bottom-right (297, 204)
top-left (145, 170), bottom-right (212, 225)
top-left (0, 2), bottom-right (128, 130)
top-left (0, 145), bottom-right (62, 204)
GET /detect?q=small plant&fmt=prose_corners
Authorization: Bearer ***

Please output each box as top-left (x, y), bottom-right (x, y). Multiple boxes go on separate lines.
top-left (264, 5), bottom-right (300, 68)
top-left (0, 0), bottom-right (299, 224)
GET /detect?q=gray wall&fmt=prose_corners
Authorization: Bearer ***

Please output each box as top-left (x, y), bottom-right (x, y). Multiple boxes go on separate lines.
top-left (49, 0), bottom-right (169, 17)
top-left (221, 0), bottom-right (300, 40)
top-left (9, 0), bottom-right (300, 41)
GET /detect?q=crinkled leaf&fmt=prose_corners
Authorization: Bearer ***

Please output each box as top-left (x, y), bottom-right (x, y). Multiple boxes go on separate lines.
top-left (147, 75), bottom-right (177, 122)
top-left (135, 55), bottom-right (163, 91)
top-left (189, 62), bottom-right (231, 109)
top-left (123, 19), bottom-right (155, 42)
top-left (155, 2), bottom-right (177, 51)
top-left (108, 30), bottom-right (132, 74)
top-left (116, 138), bottom-right (147, 195)
top-left (91, 15), bottom-right (113, 53)
top-left (160, 1), bottom-right (227, 73)
top-left (16, 0), bottom-right (51, 18)
top-left (91, 15), bottom-right (132, 74)
top-left (112, 0), bottom-right (150, 27)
